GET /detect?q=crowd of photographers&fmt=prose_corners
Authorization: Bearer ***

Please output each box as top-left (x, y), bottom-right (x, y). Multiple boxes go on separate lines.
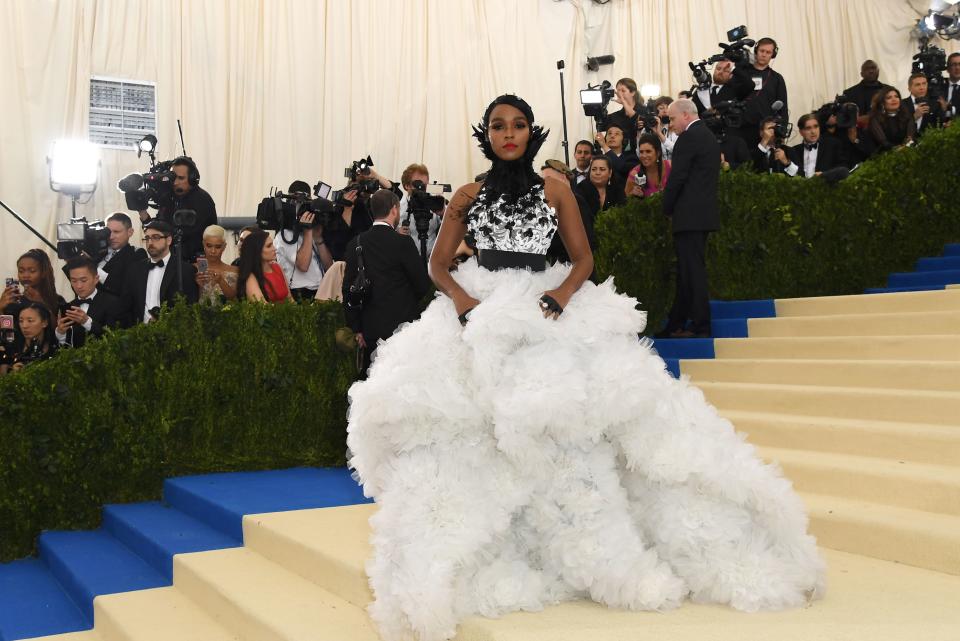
top-left (3, 26), bottom-right (959, 373)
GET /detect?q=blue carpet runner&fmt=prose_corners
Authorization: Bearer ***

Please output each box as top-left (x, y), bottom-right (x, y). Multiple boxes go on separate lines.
top-left (0, 468), bottom-right (370, 641)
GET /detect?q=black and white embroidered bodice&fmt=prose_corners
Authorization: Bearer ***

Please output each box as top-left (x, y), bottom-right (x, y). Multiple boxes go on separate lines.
top-left (466, 184), bottom-right (558, 254)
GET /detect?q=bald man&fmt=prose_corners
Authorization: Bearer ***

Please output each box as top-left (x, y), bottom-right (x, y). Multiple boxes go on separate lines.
top-left (660, 99), bottom-right (721, 339)
top-left (843, 60), bottom-right (885, 117)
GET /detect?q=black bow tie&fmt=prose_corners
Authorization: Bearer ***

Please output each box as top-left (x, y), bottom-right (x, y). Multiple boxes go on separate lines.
top-left (75, 298), bottom-right (93, 305)
top-left (150, 260), bottom-right (165, 269)
top-left (804, 142), bottom-right (819, 151)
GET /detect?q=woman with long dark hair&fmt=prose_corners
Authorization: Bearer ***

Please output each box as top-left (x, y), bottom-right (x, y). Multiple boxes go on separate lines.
top-left (346, 94), bottom-right (824, 641)
top-left (0, 249), bottom-right (65, 347)
top-left (867, 86), bottom-right (916, 153)
top-left (574, 156), bottom-right (627, 223)
top-left (237, 230), bottom-right (293, 303)
top-left (625, 133), bottom-right (671, 198)
top-left (0, 302), bottom-right (57, 375)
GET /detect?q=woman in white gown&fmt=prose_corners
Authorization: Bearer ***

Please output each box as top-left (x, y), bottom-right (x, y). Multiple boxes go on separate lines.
top-left (346, 95), bottom-right (825, 641)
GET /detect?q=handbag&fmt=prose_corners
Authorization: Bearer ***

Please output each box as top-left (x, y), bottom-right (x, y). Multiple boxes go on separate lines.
top-left (345, 240), bottom-right (371, 310)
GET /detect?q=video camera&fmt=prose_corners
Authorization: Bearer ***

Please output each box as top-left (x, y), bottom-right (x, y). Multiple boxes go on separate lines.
top-left (768, 100), bottom-right (792, 149)
top-left (702, 100), bottom-right (747, 141)
top-left (55, 217), bottom-right (110, 261)
top-left (817, 94), bottom-right (859, 130)
top-left (117, 159), bottom-right (177, 212)
top-left (256, 184), bottom-right (339, 237)
top-left (344, 156), bottom-right (382, 197)
top-left (580, 80), bottom-right (616, 130)
top-left (688, 25), bottom-right (756, 89)
top-left (912, 40), bottom-right (950, 101)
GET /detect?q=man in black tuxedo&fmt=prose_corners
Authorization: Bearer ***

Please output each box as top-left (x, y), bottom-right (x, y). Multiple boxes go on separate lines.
top-left (693, 59), bottom-right (753, 121)
top-left (342, 190), bottom-right (431, 374)
top-left (751, 117), bottom-right (793, 174)
top-left (943, 53), bottom-right (960, 120)
top-left (55, 257), bottom-right (126, 347)
top-left (905, 73), bottom-right (945, 138)
top-left (572, 140), bottom-right (593, 185)
top-left (784, 114), bottom-right (846, 178)
top-left (97, 213), bottom-right (148, 295)
top-left (661, 99), bottom-right (721, 338)
top-left (122, 220), bottom-right (199, 325)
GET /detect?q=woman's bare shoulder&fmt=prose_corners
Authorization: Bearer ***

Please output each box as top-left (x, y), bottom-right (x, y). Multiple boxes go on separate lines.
top-left (447, 181), bottom-right (483, 222)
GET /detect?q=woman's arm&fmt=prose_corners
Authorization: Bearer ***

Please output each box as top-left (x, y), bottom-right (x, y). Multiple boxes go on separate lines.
top-left (542, 177), bottom-right (594, 313)
top-left (429, 183), bottom-right (482, 317)
top-left (245, 273), bottom-right (266, 302)
top-left (215, 270), bottom-right (238, 300)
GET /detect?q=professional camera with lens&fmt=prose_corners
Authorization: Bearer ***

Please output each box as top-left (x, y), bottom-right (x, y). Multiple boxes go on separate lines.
top-left (688, 24), bottom-right (757, 89)
top-left (817, 94), bottom-right (860, 130)
top-left (580, 80), bottom-right (616, 131)
top-left (117, 159), bottom-right (177, 212)
top-left (912, 41), bottom-right (949, 100)
top-left (406, 180), bottom-right (449, 230)
top-left (343, 156), bottom-right (382, 197)
top-left (702, 100), bottom-right (746, 141)
top-left (256, 187), bottom-right (338, 235)
top-left (55, 217), bottom-right (110, 261)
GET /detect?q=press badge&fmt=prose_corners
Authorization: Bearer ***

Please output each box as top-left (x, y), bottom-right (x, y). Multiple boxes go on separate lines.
top-left (752, 76), bottom-right (763, 91)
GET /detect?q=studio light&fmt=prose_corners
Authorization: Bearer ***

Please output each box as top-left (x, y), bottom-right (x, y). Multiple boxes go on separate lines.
top-left (47, 139), bottom-right (101, 197)
top-left (138, 134), bottom-right (157, 154)
top-left (640, 84), bottom-right (662, 100)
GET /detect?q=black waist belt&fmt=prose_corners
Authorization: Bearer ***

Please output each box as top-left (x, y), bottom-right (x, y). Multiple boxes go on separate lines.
top-left (477, 249), bottom-right (547, 272)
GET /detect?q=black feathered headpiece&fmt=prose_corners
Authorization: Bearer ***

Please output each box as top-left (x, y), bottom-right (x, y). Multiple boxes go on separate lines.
top-left (472, 94), bottom-right (549, 203)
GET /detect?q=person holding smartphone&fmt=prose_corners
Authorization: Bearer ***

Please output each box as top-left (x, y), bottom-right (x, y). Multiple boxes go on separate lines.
top-left (195, 225), bottom-right (239, 304)
top-left (625, 134), bottom-right (671, 199)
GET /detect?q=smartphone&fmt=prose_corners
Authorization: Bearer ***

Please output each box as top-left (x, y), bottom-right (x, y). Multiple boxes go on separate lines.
top-left (5, 277), bottom-right (18, 291)
top-left (197, 257), bottom-right (208, 273)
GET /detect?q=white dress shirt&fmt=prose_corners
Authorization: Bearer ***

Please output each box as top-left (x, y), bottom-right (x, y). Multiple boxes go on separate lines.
top-left (275, 232), bottom-right (324, 291)
top-left (756, 142), bottom-right (799, 177)
top-left (144, 252), bottom-right (170, 323)
top-left (399, 192), bottom-right (441, 257)
top-left (910, 96), bottom-right (924, 130)
top-left (801, 143), bottom-right (818, 178)
top-left (97, 249), bottom-right (116, 282)
top-left (948, 82), bottom-right (959, 117)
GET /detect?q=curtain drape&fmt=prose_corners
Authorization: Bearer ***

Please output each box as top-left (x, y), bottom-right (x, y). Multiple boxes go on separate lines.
top-left (1, 0), bottom-right (954, 272)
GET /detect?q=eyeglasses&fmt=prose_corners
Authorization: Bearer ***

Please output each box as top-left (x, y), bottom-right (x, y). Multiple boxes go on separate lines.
top-left (143, 234), bottom-right (170, 242)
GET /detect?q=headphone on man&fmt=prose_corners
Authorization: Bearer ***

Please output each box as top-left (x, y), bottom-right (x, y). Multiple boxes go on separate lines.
top-left (172, 156), bottom-right (200, 186)
top-left (754, 37), bottom-right (779, 60)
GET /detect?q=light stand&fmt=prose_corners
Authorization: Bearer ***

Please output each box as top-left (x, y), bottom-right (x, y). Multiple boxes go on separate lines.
top-left (557, 60), bottom-right (571, 167)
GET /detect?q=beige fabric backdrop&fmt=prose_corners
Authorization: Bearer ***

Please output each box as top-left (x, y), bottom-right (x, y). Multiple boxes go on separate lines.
top-left (1, 0), bottom-right (955, 275)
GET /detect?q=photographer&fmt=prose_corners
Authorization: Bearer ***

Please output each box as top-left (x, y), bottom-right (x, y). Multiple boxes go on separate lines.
top-left (606, 78), bottom-right (642, 153)
top-left (398, 164), bottom-right (442, 257)
top-left (97, 213), bottom-right (148, 295)
top-left (752, 117), bottom-right (793, 174)
top-left (136, 157), bottom-right (218, 261)
top-left (342, 190), bottom-right (430, 376)
top-left (906, 73), bottom-right (945, 138)
top-left (739, 37), bottom-right (788, 147)
top-left (593, 125), bottom-right (638, 182)
top-left (274, 180), bottom-right (334, 301)
top-left (0, 303), bottom-right (57, 376)
top-left (693, 59), bottom-right (753, 121)
top-left (323, 188), bottom-right (374, 263)
top-left (55, 257), bottom-right (125, 348)
top-left (785, 114), bottom-right (846, 178)
top-left (651, 97), bottom-right (680, 161)
top-left (844, 60), bottom-right (885, 120)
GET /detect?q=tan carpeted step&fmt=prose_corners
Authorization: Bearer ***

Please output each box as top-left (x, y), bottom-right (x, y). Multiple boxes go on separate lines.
top-left (803, 492), bottom-right (960, 576)
top-left (747, 310), bottom-right (960, 338)
top-left (243, 504), bottom-right (374, 608)
top-left (92, 587), bottom-right (233, 641)
top-left (697, 381), bottom-right (960, 425)
top-left (173, 547), bottom-right (379, 641)
top-left (722, 410), bottom-right (960, 467)
top-left (682, 358), bottom-right (960, 391)
top-left (23, 633), bottom-right (101, 641)
top-left (758, 446), bottom-right (960, 516)
top-left (775, 289), bottom-right (960, 317)
top-left (948, 284), bottom-right (960, 290)
top-left (713, 335), bottom-right (960, 361)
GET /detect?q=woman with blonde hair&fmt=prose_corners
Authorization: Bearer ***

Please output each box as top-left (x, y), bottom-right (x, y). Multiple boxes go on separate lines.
top-left (195, 224), bottom-right (239, 303)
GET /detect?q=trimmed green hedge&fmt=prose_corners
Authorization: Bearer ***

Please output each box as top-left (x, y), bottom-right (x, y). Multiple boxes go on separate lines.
top-left (0, 301), bottom-right (356, 561)
top-left (595, 125), bottom-right (960, 334)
